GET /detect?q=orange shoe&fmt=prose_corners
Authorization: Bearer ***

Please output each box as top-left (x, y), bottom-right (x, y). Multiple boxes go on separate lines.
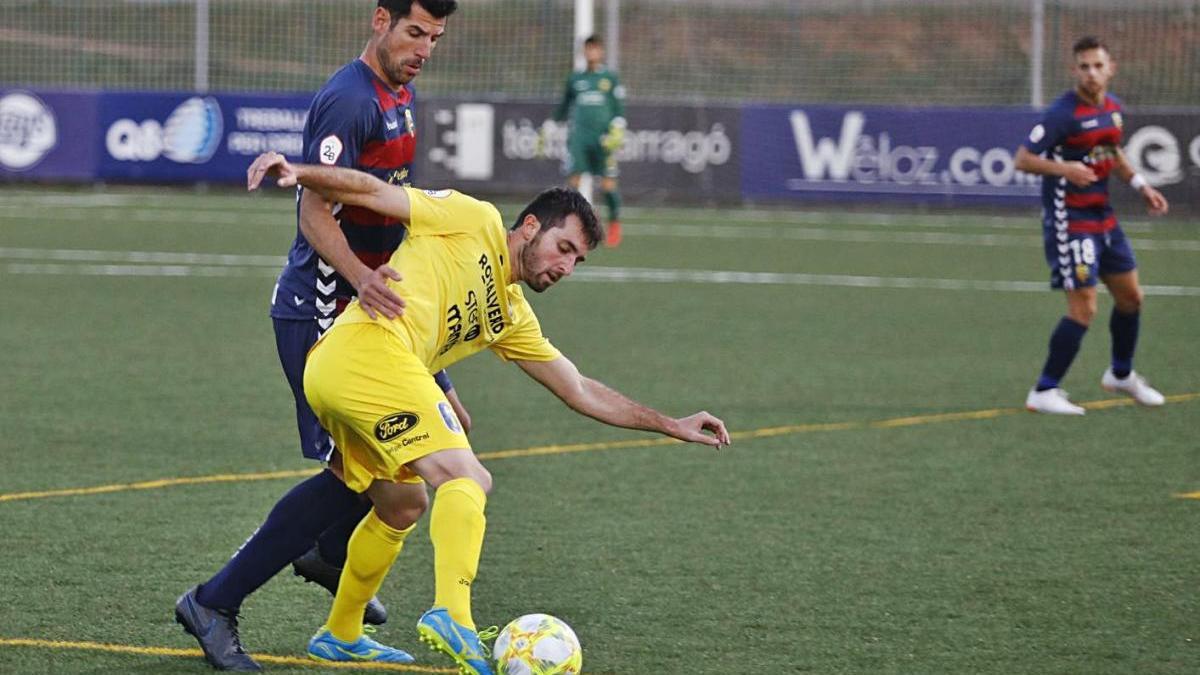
top-left (605, 220), bottom-right (622, 247)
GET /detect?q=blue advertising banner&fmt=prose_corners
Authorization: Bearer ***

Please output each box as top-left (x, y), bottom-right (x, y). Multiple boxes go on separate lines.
top-left (741, 104), bottom-right (1043, 204)
top-left (0, 89), bottom-right (101, 180)
top-left (96, 91), bottom-right (311, 181)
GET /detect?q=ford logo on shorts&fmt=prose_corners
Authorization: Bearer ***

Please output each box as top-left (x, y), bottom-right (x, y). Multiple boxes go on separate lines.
top-left (374, 412), bottom-right (420, 442)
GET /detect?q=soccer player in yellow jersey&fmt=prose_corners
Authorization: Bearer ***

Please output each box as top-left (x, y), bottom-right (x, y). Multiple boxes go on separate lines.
top-left (247, 151), bottom-right (731, 674)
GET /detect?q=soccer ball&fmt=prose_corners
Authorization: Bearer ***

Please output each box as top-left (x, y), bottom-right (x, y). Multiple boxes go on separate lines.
top-left (493, 613), bottom-right (583, 675)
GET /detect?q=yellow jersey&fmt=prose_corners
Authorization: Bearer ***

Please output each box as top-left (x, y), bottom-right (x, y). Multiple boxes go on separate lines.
top-left (334, 187), bottom-right (561, 372)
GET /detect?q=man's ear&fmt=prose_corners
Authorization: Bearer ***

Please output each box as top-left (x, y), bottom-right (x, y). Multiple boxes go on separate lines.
top-left (521, 214), bottom-right (541, 241)
top-left (372, 6), bottom-right (391, 35)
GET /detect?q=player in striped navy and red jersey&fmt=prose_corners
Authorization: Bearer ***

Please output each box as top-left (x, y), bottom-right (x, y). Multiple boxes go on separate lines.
top-left (1015, 36), bottom-right (1169, 416)
top-left (176, 2), bottom-right (460, 671)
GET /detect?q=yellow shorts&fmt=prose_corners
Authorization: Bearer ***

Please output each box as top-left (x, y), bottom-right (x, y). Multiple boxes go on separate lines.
top-left (303, 322), bottom-right (471, 493)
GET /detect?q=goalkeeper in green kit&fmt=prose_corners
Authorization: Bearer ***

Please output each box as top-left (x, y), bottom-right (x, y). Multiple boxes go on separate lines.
top-left (552, 34), bottom-right (626, 247)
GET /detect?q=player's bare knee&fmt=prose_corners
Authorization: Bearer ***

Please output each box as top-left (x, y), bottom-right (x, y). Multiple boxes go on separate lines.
top-left (1069, 305), bottom-right (1096, 326)
top-left (1116, 290), bottom-right (1143, 314)
top-left (389, 493), bottom-right (428, 529)
top-left (474, 467), bottom-right (493, 495)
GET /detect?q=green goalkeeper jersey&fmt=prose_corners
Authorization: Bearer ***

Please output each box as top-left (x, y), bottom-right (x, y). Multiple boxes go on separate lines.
top-left (552, 67), bottom-right (626, 137)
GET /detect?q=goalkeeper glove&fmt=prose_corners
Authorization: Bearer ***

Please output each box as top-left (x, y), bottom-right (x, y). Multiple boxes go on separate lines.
top-left (534, 120), bottom-right (557, 159)
top-left (601, 118), bottom-right (626, 152)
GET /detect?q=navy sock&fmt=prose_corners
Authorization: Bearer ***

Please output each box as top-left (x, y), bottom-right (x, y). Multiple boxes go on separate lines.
top-left (196, 469), bottom-right (361, 611)
top-left (1036, 316), bottom-right (1088, 391)
top-left (315, 498), bottom-right (372, 568)
top-left (1109, 309), bottom-right (1140, 378)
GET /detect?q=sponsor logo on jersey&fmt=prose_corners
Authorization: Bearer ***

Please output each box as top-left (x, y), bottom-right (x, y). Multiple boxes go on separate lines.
top-left (438, 401), bottom-right (462, 433)
top-left (479, 254), bottom-right (505, 334)
top-left (374, 412), bottom-right (420, 442)
top-left (400, 431), bottom-right (430, 447)
top-left (599, 78), bottom-right (611, 92)
top-left (0, 91), bottom-right (57, 170)
top-left (423, 189), bottom-right (452, 198)
top-left (319, 134), bottom-right (343, 165)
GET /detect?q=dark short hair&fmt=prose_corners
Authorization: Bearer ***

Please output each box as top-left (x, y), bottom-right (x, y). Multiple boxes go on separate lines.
top-left (1072, 36), bottom-right (1108, 55)
top-left (584, 34), bottom-right (603, 48)
top-left (511, 187), bottom-right (603, 250)
top-left (378, 0), bottom-right (458, 26)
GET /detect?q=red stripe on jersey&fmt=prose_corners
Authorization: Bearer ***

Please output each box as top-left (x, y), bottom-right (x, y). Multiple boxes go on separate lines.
top-left (1068, 215), bottom-right (1116, 234)
top-left (341, 204), bottom-right (402, 227)
top-left (371, 80), bottom-right (413, 111)
top-left (359, 135), bottom-right (415, 169)
top-left (1091, 158), bottom-right (1116, 180)
top-left (1073, 96), bottom-right (1120, 117)
top-left (355, 250), bottom-right (392, 270)
top-left (1065, 126), bottom-right (1121, 148)
top-left (1065, 192), bottom-right (1110, 209)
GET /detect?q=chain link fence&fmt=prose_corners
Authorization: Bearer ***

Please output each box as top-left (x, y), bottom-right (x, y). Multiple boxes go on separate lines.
top-left (1, 0), bottom-right (1197, 106)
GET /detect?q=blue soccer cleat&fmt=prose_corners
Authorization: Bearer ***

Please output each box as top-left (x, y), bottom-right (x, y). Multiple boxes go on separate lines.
top-left (307, 625), bottom-right (415, 664)
top-left (416, 607), bottom-right (498, 675)
top-left (174, 585), bottom-right (262, 672)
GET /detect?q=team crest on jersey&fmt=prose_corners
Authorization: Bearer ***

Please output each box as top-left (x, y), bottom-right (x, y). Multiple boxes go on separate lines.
top-left (1112, 112), bottom-right (1123, 129)
top-left (1028, 124), bottom-right (1045, 143)
top-left (404, 108), bottom-right (415, 135)
top-left (423, 189), bottom-right (452, 198)
top-left (318, 135), bottom-right (343, 165)
top-left (374, 412), bottom-right (420, 442)
top-left (599, 78), bottom-right (611, 92)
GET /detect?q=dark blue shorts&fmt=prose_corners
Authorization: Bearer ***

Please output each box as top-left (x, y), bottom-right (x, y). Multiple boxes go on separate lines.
top-left (273, 318), bottom-right (454, 461)
top-left (1042, 224), bottom-right (1137, 291)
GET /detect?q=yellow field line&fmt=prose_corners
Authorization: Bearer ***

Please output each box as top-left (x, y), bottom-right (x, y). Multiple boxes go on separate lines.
top-left (0, 469), bottom-right (318, 503)
top-left (0, 637), bottom-right (456, 672)
top-left (2, 393), bottom-right (1197, 505)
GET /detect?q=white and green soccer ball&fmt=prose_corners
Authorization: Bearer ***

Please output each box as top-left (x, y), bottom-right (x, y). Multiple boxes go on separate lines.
top-left (493, 613), bottom-right (583, 675)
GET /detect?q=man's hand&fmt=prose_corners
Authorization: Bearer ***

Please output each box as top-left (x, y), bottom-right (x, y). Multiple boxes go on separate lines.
top-left (247, 151), bottom-right (298, 190)
top-left (354, 265), bottom-right (406, 320)
top-left (1139, 185), bottom-right (1169, 216)
top-left (1061, 161), bottom-right (1097, 188)
top-left (668, 411), bottom-right (731, 449)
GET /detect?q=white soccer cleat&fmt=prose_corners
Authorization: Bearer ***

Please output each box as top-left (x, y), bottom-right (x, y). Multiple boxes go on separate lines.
top-left (1101, 368), bottom-right (1165, 406)
top-left (1025, 387), bottom-right (1086, 415)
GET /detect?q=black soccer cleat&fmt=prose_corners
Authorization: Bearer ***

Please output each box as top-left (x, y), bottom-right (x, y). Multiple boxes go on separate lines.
top-left (292, 546), bottom-right (389, 625)
top-left (174, 586), bottom-right (262, 672)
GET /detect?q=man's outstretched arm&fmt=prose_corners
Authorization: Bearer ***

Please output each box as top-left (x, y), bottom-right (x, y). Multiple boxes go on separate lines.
top-left (247, 151), bottom-right (413, 222)
top-left (516, 355), bottom-right (730, 448)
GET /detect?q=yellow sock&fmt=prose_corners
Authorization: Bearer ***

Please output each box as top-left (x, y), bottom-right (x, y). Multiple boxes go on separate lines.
top-left (430, 477), bottom-right (487, 630)
top-left (326, 508), bottom-right (413, 642)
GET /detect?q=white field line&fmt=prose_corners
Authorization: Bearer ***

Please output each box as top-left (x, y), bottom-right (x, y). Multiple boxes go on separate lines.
top-left (0, 199), bottom-right (1188, 245)
top-left (0, 247), bottom-right (283, 266)
top-left (0, 190), bottom-right (1166, 232)
top-left (5, 263), bottom-right (280, 278)
top-left (570, 266), bottom-right (1200, 297)
top-left (6, 254), bottom-right (1200, 297)
top-left (633, 222), bottom-right (1200, 252)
